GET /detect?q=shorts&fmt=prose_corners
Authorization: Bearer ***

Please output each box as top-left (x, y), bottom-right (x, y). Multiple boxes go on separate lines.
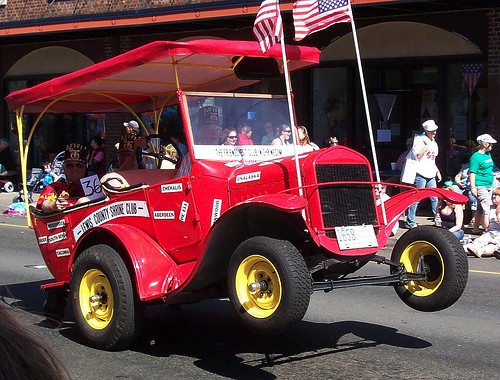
top-left (476, 186), bottom-right (493, 212)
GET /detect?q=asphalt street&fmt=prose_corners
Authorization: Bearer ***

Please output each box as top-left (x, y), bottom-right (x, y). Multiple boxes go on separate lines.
top-left (0, 191), bottom-right (499, 379)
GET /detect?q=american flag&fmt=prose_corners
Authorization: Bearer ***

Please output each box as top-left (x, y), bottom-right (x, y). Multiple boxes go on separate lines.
top-left (253, 0), bottom-right (283, 53)
top-left (461, 63), bottom-right (483, 96)
top-left (293, 0), bottom-right (351, 41)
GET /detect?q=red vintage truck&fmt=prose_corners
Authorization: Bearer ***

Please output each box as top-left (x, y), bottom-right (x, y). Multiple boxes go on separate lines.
top-left (6, 39), bottom-right (468, 350)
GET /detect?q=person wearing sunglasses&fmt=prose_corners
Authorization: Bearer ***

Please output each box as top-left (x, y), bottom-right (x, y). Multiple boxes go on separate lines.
top-left (222, 129), bottom-right (238, 146)
top-left (37, 143), bottom-right (91, 213)
top-left (271, 124), bottom-right (292, 146)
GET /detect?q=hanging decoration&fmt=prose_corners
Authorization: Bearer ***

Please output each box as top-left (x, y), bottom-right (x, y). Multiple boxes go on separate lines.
top-left (460, 63), bottom-right (483, 96)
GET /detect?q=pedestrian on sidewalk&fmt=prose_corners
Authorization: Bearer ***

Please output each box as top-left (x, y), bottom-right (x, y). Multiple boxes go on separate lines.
top-left (404, 120), bottom-right (442, 229)
top-left (469, 133), bottom-right (497, 234)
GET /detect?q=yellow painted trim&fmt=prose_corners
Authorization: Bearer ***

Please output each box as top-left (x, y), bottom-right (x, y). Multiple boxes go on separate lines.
top-left (0, 223), bottom-right (30, 229)
top-left (470, 269), bottom-right (500, 276)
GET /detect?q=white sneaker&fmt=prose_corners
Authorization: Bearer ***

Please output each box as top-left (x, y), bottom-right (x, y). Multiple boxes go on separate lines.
top-left (466, 246), bottom-right (483, 258)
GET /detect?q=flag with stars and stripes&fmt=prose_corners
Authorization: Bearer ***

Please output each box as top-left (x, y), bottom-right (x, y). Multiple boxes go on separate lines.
top-left (253, 0), bottom-right (283, 53)
top-left (461, 63), bottom-right (483, 96)
top-left (293, 0), bottom-right (351, 41)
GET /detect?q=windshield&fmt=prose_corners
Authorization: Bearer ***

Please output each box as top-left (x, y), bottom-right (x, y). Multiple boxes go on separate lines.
top-left (183, 92), bottom-right (297, 162)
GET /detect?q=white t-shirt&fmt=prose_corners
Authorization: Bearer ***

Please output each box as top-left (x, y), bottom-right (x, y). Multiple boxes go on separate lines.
top-left (487, 206), bottom-right (500, 233)
top-left (412, 133), bottom-right (439, 179)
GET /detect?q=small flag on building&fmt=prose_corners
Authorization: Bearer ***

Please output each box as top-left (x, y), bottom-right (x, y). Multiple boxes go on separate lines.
top-left (293, 0), bottom-right (352, 41)
top-left (253, 0), bottom-right (283, 53)
top-left (461, 63), bottom-right (483, 96)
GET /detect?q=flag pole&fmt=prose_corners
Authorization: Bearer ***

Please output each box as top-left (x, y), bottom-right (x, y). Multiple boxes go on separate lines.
top-left (277, 2), bottom-right (304, 199)
top-left (347, 5), bottom-right (387, 224)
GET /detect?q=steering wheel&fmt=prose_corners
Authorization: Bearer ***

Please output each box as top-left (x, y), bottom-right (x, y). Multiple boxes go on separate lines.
top-left (141, 134), bottom-right (182, 169)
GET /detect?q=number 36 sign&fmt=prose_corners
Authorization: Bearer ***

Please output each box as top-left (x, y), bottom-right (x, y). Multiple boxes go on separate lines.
top-left (80, 175), bottom-right (104, 201)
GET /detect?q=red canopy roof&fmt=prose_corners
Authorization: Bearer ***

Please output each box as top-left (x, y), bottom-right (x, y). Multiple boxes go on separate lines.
top-left (6, 39), bottom-right (320, 114)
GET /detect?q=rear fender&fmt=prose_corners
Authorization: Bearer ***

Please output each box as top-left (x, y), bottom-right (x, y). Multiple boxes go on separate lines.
top-left (80, 224), bottom-right (191, 302)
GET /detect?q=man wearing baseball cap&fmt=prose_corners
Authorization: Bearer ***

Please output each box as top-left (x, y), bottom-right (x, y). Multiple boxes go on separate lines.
top-left (469, 133), bottom-right (497, 234)
top-left (405, 119), bottom-right (442, 229)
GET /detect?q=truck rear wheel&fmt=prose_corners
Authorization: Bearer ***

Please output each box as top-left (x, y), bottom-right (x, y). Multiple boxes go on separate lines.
top-left (71, 245), bottom-right (143, 350)
top-left (391, 226), bottom-right (468, 312)
top-left (228, 236), bottom-right (311, 334)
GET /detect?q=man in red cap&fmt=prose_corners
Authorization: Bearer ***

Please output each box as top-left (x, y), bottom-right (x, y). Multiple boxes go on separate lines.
top-left (37, 143), bottom-right (91, 213)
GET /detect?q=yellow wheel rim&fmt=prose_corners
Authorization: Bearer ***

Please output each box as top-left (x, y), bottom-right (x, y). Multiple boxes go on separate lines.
top-left (234, 254), bottom-right (282, 318)
top-left (78, 269), bottom-right (114, 330)
top-left (399, 240), bottom-right (444, 296)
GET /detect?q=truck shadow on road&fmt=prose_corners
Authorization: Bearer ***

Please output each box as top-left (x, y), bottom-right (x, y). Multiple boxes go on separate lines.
top-left (1, 283), bottom-right (431, 379)
top-left (72, 298), bottom-right (432, 379)
top-left (130, 299), bottom-right (431, 379)
top-left (0, 280), bottom-right (52, 313)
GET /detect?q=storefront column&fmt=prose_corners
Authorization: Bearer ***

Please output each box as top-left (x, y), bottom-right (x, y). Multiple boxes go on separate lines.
top-left (488, 10), bottom-right (500, 145)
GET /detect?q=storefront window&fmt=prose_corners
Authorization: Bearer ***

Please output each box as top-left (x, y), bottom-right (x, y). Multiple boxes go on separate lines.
top-left (312, 67), bottom-right (348, 148)
top-left (446, 62), bottom-right (487, 175)
top-left (6, 78), bottom-right (89, 168)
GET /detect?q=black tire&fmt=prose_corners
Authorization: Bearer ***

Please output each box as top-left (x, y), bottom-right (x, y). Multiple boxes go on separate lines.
top-left (227, 236), bottom-right (311, 334)
top-left (391, 225), bottom-right (468, 312)
top-left (14, 191), bottom-right (33, 204)
top-left (3, 181), bottom-right (14, 193)
top-left (70, 245), bottom-right (143, 350)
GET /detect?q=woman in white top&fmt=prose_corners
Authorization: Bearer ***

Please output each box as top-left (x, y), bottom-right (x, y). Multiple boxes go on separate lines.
top-left (297, 126), bottom-right (319, 152)
top-left (404, 120), bottom-right (442, 229)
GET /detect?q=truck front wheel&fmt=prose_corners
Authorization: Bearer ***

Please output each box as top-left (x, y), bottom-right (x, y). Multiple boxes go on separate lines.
top-left (71, 245), bottom-right (143, 350)
top-left (391, 226), bottom-right (468, 312)
top-left (228, 236), bottom-right (311, 334)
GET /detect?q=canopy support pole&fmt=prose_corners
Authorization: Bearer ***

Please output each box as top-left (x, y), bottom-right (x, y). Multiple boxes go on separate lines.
top-left (15, 109), bottom-right (33, 226)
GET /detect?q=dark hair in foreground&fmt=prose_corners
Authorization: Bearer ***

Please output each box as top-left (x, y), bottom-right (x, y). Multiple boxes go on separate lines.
top-left (0, 302), bottom-right (68, 380)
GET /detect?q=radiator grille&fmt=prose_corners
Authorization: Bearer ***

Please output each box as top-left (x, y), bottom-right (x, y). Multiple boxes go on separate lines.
top-left (316, 164), bottom-right (378, 230)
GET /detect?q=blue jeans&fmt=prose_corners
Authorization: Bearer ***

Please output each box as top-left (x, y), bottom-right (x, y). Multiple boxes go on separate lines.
top-left (406, 174), bottom-right (438, 227)
top-left (450, 184), bottom-right (477, 211)
top-left (450, 229), bottom-right (465, 241)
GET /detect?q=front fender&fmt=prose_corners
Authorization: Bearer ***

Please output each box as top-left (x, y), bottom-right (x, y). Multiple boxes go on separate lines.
top-left (91, 224), bottom-right (194, 302)
top-left (380, 187), bottom-right (468, 223)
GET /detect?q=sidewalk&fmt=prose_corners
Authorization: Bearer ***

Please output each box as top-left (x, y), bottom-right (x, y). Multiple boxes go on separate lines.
top-left (0, 190), bottom-right (18, 210)
top-left (0, 189), bottom-right (41, 224)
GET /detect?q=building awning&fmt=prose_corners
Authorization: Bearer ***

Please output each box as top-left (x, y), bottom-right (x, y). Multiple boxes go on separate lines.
top-left (321, 21), bottom-right (482, 61)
